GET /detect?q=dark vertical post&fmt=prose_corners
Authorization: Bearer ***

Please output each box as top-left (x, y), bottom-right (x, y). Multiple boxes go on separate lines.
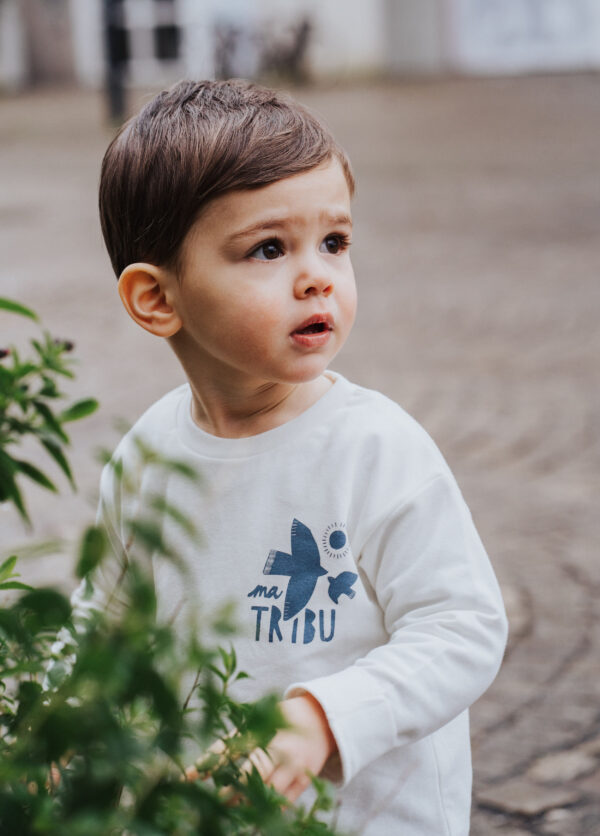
top-left (103, 0), bottom-right (128, 123)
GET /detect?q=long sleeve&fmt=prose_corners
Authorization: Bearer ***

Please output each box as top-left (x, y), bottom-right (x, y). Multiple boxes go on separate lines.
top-left (44, 459), bottom-right (132, 685)
top-left (286, 473), bottom-right (508, 786)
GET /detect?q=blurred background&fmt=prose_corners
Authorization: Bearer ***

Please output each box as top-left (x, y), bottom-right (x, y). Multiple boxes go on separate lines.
top-left (1, 1), bottom-right (599, 833)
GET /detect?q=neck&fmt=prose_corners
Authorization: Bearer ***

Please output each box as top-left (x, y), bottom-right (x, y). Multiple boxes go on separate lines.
top-left (167, 336), bottom-right (333, 438)
top-left (183, 372), bottom-right (332, 438)
top-left (192, 380), bottom-right (294, 437)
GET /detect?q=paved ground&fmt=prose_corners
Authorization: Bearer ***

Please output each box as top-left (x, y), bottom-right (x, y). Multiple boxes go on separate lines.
top-left (1, 75), bottom-right (599, 833)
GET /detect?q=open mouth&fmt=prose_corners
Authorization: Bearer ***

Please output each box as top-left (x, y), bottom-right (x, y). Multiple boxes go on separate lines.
top-left (292, 314), bottom-right (334, 336)
top-left (295, 321), bottom-right (330, 335)
top-left (291, 314), bottom-right (334, 347)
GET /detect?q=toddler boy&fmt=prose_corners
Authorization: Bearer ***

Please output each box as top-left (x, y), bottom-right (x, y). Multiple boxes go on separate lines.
top-left (96, 79), bottom-right (507, 834)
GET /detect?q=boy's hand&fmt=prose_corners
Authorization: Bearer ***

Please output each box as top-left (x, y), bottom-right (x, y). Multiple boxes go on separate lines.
top-left (185, 694), bottom-right (337, 803)
top-left (242, 693), bottom-right (337, 802)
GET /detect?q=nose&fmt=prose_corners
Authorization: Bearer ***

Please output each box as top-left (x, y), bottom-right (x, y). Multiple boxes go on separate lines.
top-left (293, 258), bottom-right (334, 299)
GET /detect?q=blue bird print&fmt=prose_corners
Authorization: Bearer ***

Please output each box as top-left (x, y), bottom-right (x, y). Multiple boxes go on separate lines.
top-left (263, 519), bottom-right (327, 621)
top-left (327, 571), bottom-right (358, 604)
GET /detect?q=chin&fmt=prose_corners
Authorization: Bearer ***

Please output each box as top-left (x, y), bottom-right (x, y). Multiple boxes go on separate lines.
top-left (296, 371), bottom-right (327, 384)
top-left (285, 358), bottom-right (333, 384)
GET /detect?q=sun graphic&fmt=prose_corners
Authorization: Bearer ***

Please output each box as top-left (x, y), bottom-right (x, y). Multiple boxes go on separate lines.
top-left (321, 522), bottom-right (349, 559)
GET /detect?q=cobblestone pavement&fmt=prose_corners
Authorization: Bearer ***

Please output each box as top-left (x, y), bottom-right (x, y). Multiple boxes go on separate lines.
top-left (1, 75), bottom-right (599, 833)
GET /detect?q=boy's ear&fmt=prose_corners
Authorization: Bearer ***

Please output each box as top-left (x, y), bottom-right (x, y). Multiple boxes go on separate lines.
top-left (118, 263), bottom-right (182, 338)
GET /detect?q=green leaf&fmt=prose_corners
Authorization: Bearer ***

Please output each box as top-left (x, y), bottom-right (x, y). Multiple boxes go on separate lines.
top-left (8, 482), bottom-right (28, 522)
top-left (207, 664), bottom-right (227, 683)
top-left (15, 680), bottom-right (43, 727)
top-left (31, 338), bottom-right (45, 358)
top-left (229, 644), bottom-right (237, 675)
top-left (0, 555), bottom-right (18, 583)
top-left (5, 416), bottom-right (33, 437)
top-left (0, 447), bottom-right (16, 482)
top-left (0, 580), bottom-right (33, 591)
top-left (0, 449), bottom-right (29, 522)
top-left (0, 555), bottom-right (33, 590)
top-left (149, 496), bottom-right (198, 539)
top-left (15, 459), bottom-right (58, 493)
top-left (40, 437), bottom-right (74, 488)
top-left (59, 398), bottom-right (99, 423)
top-left (0, 298), bottom-right (38, 321)
top-left (129, 519), bottom-right (170, 556)
top-left (211, 600), bottom-right (238, 636)
top-left (216, 645), bottom-right (238, 680)
top-left (15, 361), bottom-right (37, 379)
top-left (217, 647), bottom-right (232, 677)
top-left (170, 460), bottom-right (204, 484)
top-left (76, 526), bottom-right (107, 579)
top-left (32, 400), bottom-right (69, 444)
top-left (18, 588), bottom-right (71, 633)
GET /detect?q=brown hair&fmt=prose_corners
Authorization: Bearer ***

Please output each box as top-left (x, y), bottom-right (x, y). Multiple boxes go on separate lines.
top-left (99, 79), bottom-right (354, 278)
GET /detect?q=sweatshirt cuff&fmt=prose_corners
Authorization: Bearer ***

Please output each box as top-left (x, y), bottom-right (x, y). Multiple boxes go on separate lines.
top-left (285, 666), bottom-right (396, 786)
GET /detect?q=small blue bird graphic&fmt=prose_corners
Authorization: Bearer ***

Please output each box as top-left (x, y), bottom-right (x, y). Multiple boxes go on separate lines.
top-left (327, 571), bottom-right (358, 604)
top-left (263, 519), bottom-right (327, 621)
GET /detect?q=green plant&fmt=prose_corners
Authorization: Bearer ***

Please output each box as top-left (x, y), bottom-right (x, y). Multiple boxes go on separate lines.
top-left (0, 297), bottom-right (98, 524)
top-left (0, 300), bottom-right (340, 835)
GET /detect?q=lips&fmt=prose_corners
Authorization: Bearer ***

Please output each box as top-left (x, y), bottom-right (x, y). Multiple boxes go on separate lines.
top-left (291, 313), bottom-right (334, 347)
top-left (292, 313), bottom-right (333, 335)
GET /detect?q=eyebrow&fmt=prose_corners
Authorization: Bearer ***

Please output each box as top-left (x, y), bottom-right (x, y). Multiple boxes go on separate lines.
top-left (226, 212), bottom-right (353, 243)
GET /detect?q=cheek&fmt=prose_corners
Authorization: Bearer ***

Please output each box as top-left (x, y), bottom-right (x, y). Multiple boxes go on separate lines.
top-left (221, 299), bottom-right (284, 348)
top-left (348, 281), bottom-right (358, 316)
top-left (339, 273), bottom-right (358, 328)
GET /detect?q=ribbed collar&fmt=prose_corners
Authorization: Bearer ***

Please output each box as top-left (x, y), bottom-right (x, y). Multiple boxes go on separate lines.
top-left (176, 371), bottom-right (352, 459)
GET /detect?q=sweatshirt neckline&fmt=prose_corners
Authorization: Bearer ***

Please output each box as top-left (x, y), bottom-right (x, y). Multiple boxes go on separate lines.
top-left (176, 371), bottom-right (350, 459)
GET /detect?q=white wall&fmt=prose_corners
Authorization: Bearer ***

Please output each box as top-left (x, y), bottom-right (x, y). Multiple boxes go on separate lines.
top-left (0, 0), bottom-right (26, 90)
top-left (183, 0), bottom-right (260, 79)
top-left (307, 0), bottom-right (386, 76)
top-left (178, 0), bottom-right (217, 80)
top-left (449, 0), bottom-right (600, 73)
top-left (63, 0), bottom-right (600, 89)
top-left (385, 0), bottom-right (445, 74)
top-left (258, 0), bottom-right (386, 76)
top-left (69, 0), bottom-right (104, 88)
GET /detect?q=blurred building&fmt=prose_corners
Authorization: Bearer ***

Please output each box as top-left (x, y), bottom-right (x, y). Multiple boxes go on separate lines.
top-left (2, 0), bottom-right (600, 91)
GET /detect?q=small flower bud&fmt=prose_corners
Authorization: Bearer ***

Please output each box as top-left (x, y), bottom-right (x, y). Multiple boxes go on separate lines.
top-left (54, 339), bottom-right (75, 352)
top-left (0, 348), bottom-right (10, 359)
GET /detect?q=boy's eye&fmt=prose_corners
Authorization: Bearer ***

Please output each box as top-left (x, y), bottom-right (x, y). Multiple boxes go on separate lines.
top-left (320, 234), bottom-right (349, 255)
top-left (249, 240), bottom-right (283, 261)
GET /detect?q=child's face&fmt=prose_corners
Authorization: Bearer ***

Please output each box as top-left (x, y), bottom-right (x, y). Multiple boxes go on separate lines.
top-left (167, 158), bottom-right (357, 388)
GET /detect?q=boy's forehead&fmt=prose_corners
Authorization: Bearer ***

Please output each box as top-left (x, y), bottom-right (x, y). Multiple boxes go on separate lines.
top-left (196, 158), bottom-right (352, 235)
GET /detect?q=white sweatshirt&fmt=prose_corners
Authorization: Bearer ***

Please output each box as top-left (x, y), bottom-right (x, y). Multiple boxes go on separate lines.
top-left (95, 372), bottom-right (508, 835)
